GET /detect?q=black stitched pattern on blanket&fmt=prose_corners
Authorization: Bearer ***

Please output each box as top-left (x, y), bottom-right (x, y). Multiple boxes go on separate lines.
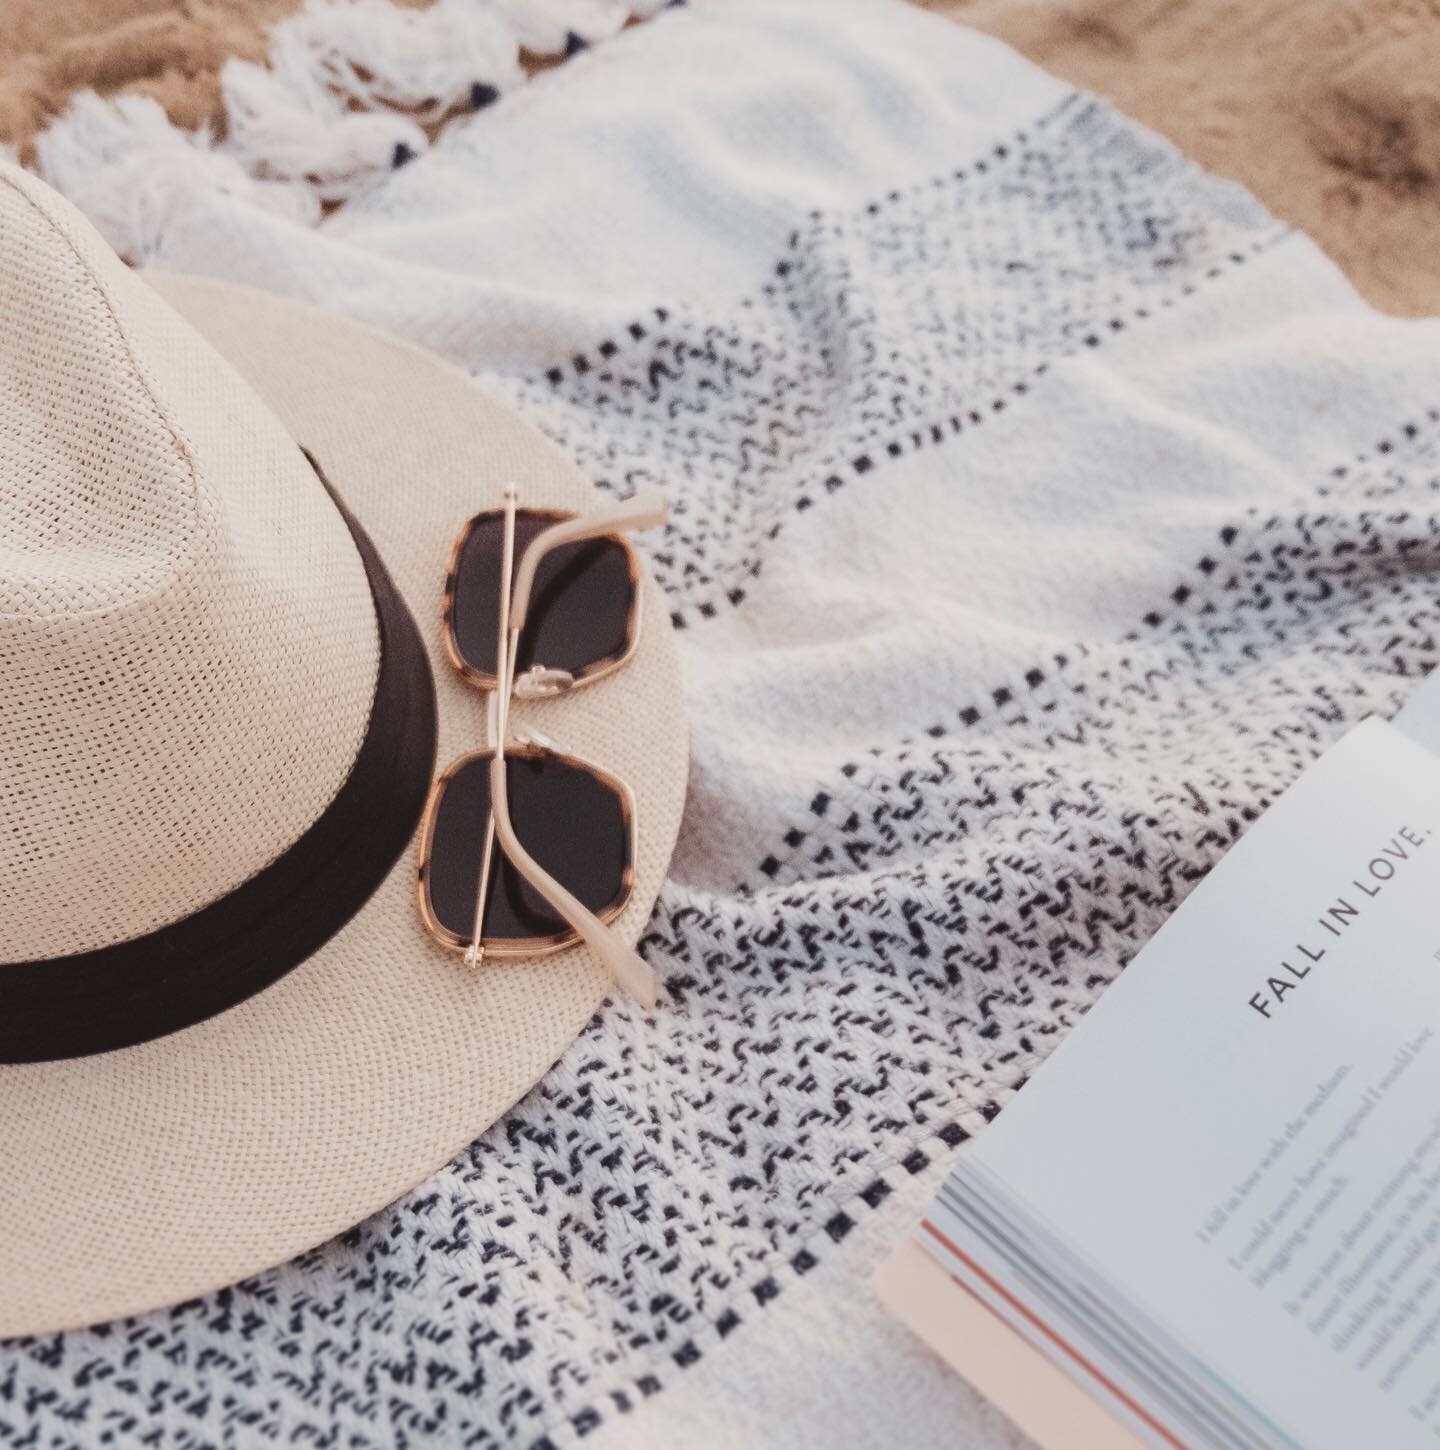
top-left (507, 96), bottom-right (1285, 630)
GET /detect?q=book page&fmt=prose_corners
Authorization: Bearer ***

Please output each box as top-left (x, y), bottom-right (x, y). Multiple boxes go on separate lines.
top-left (918, 693), bottom-right (1440, 1448)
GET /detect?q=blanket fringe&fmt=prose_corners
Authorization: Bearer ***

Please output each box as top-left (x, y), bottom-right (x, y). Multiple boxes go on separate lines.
top-left (28, 0), bottom-right (669, 265)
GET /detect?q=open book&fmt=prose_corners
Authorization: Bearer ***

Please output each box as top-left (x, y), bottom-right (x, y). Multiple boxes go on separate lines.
top-left (875, 673), bottom-right (1440, 1449)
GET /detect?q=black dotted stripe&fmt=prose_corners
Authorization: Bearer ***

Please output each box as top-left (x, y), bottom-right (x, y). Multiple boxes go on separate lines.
top-left (540, 96), bottom-right (1084, 389)
top-left (743, 408), bottom-right (1440, 891)
top-left (666, 235), bottom-right (1280, 634)
top-left (530, 90), bottom-right (1288, 636)
top-left (544, 309), bottom-right (674, 388)
top-left (1134, 407), bottom-right (1440, 636)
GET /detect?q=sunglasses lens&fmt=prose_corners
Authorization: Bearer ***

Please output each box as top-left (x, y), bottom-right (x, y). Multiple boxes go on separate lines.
top-left (423, 749), bottom-right (632, 949)
top-left (448, 510), bottom-right (637, 683)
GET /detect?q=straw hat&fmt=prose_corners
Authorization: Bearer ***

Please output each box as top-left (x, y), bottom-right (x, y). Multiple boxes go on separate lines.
top-left (0, 165), bottom-right (687, 1337)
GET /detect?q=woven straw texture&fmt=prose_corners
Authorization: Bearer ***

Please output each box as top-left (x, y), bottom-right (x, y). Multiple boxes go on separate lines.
top-left (0, 169), bottom-right (378, 958)
top-left (0, 169), bottom-right (688, 1337)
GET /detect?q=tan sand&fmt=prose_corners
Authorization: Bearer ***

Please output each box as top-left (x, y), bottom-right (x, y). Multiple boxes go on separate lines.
top-left (933, 0), bottom-right (1440, 317)
top-left (3, 0), bottom-right (1440, 316)
top-left (0, 0), bottom-right (303, 160)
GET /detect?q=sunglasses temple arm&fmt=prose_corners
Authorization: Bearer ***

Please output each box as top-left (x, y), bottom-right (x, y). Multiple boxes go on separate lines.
top-left (464, 490), bottom-right (517, 971)
top-left (487, 755), bottom-right (659, 1009)
top-left (480, 485), bottom-right (659, 1010)
top-left (463, 811), bottom-right (499, 969)
top-left (509, 488), bottom-right (668, 636)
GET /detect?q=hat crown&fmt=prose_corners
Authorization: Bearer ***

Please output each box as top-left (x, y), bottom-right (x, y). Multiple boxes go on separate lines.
top-left (1, 186), bottom-right (196, 622)
top-left (0, 168), bottom-right (380, 963)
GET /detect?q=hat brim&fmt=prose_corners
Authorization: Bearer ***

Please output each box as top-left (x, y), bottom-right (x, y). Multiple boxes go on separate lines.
top-left (0, 274), bottom-right (688, 1338)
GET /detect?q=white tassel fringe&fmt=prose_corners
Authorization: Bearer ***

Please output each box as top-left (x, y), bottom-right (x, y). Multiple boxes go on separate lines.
top-left (26, 0), bottom-right (665, 265)
top-left (283, 0), bottom-right (525, 124)
top-left (34, 93), bottom-right (320, 263)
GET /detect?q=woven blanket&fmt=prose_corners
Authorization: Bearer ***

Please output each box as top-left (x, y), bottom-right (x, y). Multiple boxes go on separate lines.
top-left (8, 1), bottom-right (1440, 1446)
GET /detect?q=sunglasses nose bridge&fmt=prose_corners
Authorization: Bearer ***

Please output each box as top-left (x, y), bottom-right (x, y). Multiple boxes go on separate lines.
top-left (512, 726), bottom-right (558, 751)
top-left (513, 665), bottom-right (576, 699)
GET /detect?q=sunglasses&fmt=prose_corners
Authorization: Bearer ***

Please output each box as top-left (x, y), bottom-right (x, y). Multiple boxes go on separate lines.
top-left (417, 484), bottom-right (667, 1007)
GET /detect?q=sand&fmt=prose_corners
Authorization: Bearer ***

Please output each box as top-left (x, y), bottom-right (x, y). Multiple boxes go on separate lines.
top-left (931, 0), bottom-right (1440, 317)
top-left (0, 0), bottom-right (301, 158)
top-left (3, 0), bottom-right (1440, 317)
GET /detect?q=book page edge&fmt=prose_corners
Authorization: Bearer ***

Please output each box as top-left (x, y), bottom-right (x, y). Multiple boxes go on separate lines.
top-left (869, 1236), bottom-right (1150, 1450)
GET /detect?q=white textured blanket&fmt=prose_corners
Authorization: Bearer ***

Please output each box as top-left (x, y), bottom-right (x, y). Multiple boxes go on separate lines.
top-left (7, 2), bottom-right (1440, 1446)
